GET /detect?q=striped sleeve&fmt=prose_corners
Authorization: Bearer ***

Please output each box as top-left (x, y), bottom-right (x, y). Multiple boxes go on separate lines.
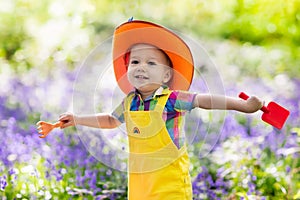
top-left (111, 99), bottom-right (125, 123)
top-left (171, 90), bottom-right (196, 112)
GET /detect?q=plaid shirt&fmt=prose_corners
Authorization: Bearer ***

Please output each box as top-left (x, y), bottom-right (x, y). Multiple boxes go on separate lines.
top-left (112, 86), bottom-right (196, 149)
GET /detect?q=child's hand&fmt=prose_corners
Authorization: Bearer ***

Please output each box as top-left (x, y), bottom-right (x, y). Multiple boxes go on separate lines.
top-left (244, 96), bottom-right (264, 113)
top-left (59, 112), bottom-right (76, 128)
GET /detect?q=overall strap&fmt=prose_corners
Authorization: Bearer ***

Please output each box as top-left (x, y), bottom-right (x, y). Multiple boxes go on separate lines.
top-left (124, 92), bottom-right (135, 111)
top-left (154, 90), bottom-right (171, 113)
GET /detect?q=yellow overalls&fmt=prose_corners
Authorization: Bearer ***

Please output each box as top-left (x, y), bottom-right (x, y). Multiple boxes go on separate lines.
top-left (124, 91), bottom-right (192, 200)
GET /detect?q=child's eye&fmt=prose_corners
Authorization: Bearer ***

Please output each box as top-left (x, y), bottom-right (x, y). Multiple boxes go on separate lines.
top-left (148, 61), bottom-right (156, 66)
top-left (131, 60), bottom-right (139, 65)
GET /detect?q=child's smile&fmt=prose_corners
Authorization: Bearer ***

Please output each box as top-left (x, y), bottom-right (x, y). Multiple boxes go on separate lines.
top-left (134, 75), bottom-right (149, 80)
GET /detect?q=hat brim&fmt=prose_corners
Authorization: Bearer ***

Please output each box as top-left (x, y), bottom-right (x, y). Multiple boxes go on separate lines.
top-left (113, 20), bottom-right (194, 94)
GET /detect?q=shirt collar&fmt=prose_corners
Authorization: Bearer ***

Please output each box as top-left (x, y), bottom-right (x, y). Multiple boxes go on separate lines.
top-left (153, 85), bottom-right (169, 97)
top-left (130, 85), bottom-right (170, 101)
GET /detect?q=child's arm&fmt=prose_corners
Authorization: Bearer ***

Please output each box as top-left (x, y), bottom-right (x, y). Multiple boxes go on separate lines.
top-left (59, 113), bottom-right (121, 129)
top-left (193, 94), bottom-right (263, 113)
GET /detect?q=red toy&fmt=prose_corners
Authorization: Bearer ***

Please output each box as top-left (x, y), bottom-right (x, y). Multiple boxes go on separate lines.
top-left (239, 92), bottom-right (290, 129)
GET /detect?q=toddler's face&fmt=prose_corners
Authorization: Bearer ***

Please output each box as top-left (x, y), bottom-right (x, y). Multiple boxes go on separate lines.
top-left (127, 44), bottom-right (172, 93)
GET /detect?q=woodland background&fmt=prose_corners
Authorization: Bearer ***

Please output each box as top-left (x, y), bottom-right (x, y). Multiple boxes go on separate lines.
top-left (0, 0), bottom-right (300, 199)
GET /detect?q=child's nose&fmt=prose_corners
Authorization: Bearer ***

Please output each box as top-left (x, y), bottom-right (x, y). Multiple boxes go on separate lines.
top-left (136, 63), bottom-right (146, 71)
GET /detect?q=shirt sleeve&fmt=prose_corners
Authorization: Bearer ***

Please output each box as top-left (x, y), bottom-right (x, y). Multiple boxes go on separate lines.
top-left (111, 100), bottom-right (125, 123)
top-left (171, 90), bottom-right (196, 112)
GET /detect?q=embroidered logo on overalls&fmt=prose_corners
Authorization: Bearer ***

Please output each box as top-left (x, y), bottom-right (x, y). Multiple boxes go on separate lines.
top-left (132, 127), bottom-right (140, 134)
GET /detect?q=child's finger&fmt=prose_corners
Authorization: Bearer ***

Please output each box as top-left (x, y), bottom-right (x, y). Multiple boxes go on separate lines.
top-left (36, 121), bottom-right (44, 126)
top-left (59, 114), bottom-right (67, 120)
top-left (36, 121), bottom-right (44, 132)
top-left (59, 116), bottom-right (69, 123)
top-left (60, 121), bottom-right (72, 129)
top-left (37, 126), bottom-right (43, 132)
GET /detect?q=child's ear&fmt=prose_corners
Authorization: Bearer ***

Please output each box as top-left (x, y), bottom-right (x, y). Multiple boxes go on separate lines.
top-left (163, 69), bottom-right (173, 84)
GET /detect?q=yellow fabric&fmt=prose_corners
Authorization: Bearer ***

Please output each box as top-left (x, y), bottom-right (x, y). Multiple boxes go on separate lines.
top-left (124, 91), bottom-right (192, 200)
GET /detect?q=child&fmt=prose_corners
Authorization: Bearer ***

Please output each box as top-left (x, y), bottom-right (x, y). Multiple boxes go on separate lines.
top-left (58, 20), bottom-right (263, 200)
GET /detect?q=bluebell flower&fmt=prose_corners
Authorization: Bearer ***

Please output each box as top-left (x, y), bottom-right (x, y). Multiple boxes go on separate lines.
top-left (0, 176), bottom-right (7, 191)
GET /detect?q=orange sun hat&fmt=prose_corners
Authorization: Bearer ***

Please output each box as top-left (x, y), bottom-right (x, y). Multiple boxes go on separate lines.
top-left (112, 20), bottom-right (194, 94)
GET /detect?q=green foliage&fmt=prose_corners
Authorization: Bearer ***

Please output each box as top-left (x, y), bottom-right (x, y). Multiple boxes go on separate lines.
top-left (1, 1), bottom-right (299, 199)
top-left (0, 160), bottom-right (126, 199)
top-left (1, 0), bottom-right (300, 77)
top-left (206, 135), bottom-right (300, 199)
